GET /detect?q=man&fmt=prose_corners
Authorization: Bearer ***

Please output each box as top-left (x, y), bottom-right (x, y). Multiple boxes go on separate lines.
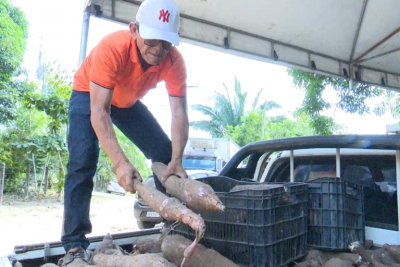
top-left (60, 0), bottom-right (188, 265)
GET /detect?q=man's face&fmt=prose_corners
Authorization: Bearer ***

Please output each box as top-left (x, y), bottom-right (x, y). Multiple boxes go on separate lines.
top-left (130, 23), bottom-right (169, 66)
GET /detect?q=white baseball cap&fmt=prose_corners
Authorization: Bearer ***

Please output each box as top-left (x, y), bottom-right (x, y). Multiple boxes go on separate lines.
top-left (136, 0), bottom-right (180, 46)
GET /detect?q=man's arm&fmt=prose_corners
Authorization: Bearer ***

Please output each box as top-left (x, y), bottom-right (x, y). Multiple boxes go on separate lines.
top-left (162, 96), bottom-right (189, 180)
top-left (90, 82), bottom-right (142, 192)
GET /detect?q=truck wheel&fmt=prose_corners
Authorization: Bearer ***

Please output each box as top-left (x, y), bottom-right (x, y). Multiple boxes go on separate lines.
top-left (137, 220), bottom-right (156, 229)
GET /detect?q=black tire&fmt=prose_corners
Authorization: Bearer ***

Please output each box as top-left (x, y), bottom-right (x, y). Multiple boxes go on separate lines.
top-left (137, 220), bottom-right (156, 229)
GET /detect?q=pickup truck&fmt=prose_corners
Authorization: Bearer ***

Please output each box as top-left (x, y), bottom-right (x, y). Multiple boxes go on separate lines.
top-left (2, 135), bottom-right (400, 266)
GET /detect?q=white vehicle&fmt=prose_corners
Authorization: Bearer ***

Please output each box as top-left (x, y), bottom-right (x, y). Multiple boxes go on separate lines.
top-left (106, 179), bottom-right (126, 195)
top-left (387, 124), bottom-right (400, 135)
top-left (183, 138), bottom-right (240, 172)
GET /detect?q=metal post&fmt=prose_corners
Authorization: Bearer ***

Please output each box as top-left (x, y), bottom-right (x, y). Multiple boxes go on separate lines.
top-left (79, 12), bottom-right (91, 67)
top-left (0, 163), bottom-right (5, 205)
top-left (290, 150), bottom-right (294, 182)
top-left (336, 148), bottom-right (341, 177)
top-left (349, 64), bottom-right (354, 90)
top-left (261, 101), bottom-right (267, 141)
top-left (44, 166), bottom-right (49, 195)
top-left (396, 150), bottom-right (400, 231)
top-left (25, 165), bottom-right (31, 198)
top-left (32, 153), bottom-right (37, 190)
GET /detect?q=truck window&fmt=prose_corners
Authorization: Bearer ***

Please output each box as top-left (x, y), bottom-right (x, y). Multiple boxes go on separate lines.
top-left (268, 160), bottom-right (290, 182)
top-left (342, 165), bottom-right (372, 185)
top-left (183, 157), bottom-right (216, 171)
top-left (382, 165), bottom-right (396, 183)
top-left (308, 164), bottom-right (336, 181)
top-left (254, 153), bottom-right (273, 181)
top-left (268, 157), bottom-right (336, 182)
top-left (223, 152), bottom-right (264, 180)
top-left (267, 155), bottom-right (398, 231)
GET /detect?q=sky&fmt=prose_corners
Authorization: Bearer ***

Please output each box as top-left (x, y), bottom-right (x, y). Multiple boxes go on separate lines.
top-left (10, 0), bottom-right (399, 139)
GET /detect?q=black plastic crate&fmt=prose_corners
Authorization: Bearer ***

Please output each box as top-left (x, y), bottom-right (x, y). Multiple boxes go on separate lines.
top-left (167, 176), bottom-right (308, 267)
top-left (307, 177), bottom-right (365, 250)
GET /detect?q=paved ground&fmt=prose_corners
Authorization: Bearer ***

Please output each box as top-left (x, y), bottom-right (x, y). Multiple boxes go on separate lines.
top-left (0, 191), bottom-right (140, 256)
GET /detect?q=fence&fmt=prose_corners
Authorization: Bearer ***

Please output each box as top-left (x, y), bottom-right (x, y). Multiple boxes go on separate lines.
top-left (0, 163), bottom-right (56, 201)
top-left (0, 163), bottom-right (5, 205)
top-left (0, 164), bottom-right (111, 202)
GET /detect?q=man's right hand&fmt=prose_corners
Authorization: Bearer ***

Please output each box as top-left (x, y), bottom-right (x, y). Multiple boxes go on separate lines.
top-left (115, 161), bottom-right (143, 193)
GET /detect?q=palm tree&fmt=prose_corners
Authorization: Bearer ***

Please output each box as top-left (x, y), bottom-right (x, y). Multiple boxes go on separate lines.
top-left (190, 77), bottom-right (280, 137)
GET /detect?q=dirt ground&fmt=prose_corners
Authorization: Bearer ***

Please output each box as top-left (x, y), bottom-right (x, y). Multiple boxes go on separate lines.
top-left (0, 192), bottom-right (142, 256)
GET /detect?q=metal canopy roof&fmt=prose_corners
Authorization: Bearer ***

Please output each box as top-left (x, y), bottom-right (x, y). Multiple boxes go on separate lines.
top-left (83, 0), bottom-right (400, 91)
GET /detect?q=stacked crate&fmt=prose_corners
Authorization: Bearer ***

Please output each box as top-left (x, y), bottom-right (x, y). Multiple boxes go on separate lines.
top-left (307, 177), bottom-right (365, 250)
top-left (169, 177), bottom-right (308, 267)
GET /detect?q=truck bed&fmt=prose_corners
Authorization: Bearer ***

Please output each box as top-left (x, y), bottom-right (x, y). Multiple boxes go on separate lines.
top-left (0, 228), bottom-right (161, 267)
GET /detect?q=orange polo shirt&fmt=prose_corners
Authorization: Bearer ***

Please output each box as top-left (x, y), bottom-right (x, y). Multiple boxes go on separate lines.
top-left (73, 30), bottom-right (187, 108)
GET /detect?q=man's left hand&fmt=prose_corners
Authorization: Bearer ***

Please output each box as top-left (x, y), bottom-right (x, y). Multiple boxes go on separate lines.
top-left (163, 160), bottom-right (188, 181)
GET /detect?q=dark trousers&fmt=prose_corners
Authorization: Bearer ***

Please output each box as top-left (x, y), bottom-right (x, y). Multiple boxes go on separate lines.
top-left (61, 90), bottom-right (171, 252)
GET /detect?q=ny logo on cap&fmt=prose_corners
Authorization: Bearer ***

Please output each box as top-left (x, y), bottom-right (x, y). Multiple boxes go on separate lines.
top-left (159, 9), bottom-right (170, 22)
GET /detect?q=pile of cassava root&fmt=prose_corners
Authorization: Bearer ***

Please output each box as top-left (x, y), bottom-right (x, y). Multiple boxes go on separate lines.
top-left (14, 235), bottom-right (400, 267)
top-left (294, 240), bottom-right (400, 267)
top-left (14, 231), bottom-right (239, 267)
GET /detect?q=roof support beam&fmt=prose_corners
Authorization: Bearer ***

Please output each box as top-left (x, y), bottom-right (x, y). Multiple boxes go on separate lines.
top-left (352, 26), bottom-right (400, 63)
top-left (350, 0), bottom-right (368, 61)
top-left (357, 65), bottom-right (400, 78)
top-left (78, 11), bottom-right (90, 66)
top-left (357, 47), bottom-right (400, 64)
top-left (84, 0), bottom-right (92, 12)
top-left (112, 0), bottom-right (115, 18)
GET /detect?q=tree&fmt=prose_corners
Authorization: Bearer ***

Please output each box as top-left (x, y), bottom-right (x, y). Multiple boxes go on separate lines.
top-left (0, 0), bottom-right (33, 193)
top-left (0, 108), bottom-right (48, 194)
top-left (0, 0), bottom-right (30, 125)
top-left (227, 110), bottom-right (319, 146)
top-left (20, 64), bottom-right (73, 193)
top-left (190, 76), bottom-right (279, 137)
top-left (287, 69), bottom-right (387, 135)
top-left (0, 2), bottom-right (72, 195)
top-left (0, 0), bottom-right (28, 80)
top-left (0, 81), bottom-right (35, 124)
top-left (0, 64), bottom-right (71, 196)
